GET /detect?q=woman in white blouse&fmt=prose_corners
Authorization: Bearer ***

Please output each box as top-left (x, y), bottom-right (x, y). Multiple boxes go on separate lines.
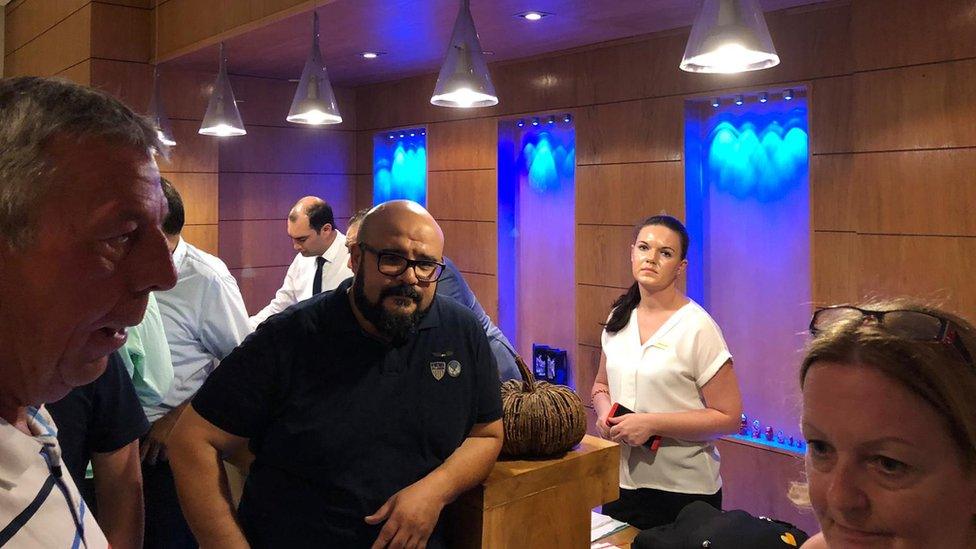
top-left (591, 215), bottom-right (743, 529)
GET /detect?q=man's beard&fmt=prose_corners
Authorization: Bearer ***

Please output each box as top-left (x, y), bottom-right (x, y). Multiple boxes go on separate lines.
top-left (352, 268), bottom-right (429, 343)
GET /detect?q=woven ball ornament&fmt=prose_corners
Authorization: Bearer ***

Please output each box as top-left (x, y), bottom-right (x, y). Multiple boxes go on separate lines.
top-left (500, 354), bottom-right (587, 457)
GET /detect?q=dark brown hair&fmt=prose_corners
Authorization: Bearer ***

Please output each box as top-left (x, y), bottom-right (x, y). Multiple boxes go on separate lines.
top-left (603, 215), bottom-right (689, 333)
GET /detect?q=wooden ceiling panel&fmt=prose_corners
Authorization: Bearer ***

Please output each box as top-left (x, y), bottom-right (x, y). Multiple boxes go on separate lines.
top-left (160, 0), bottom-right (829, 87)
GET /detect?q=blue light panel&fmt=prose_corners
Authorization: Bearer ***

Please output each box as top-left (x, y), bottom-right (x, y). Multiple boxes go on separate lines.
top-left (373, 129), bottom-right (427, 206)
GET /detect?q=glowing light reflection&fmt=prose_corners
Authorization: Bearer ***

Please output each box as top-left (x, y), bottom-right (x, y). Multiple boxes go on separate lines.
top-left (373, 130), bottom-right (427, 205)
top-left (705, 106), bottom-right (808, 201)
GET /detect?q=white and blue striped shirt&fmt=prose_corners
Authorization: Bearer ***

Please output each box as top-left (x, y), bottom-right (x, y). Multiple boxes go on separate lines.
top-left (0, 406), bottom-right (108, 548)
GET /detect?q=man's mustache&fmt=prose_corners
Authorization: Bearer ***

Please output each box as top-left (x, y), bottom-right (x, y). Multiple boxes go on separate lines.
top-left (380, 285), bottom-right (422, 303)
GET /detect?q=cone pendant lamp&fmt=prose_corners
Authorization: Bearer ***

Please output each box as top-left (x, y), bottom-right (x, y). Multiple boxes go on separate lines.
top-left (430, 0), bottom-right (497, 108)
top-left (287, 11), bottom-right (342, 125)
top-left (199, 42), bottom-right (246, 136)
top-left (148, 67), bottom-right (176, 146)
top-left (680, 0), bottom-right (779, 74)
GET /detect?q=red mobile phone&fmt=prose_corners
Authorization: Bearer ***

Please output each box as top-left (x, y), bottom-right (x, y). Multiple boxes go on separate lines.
top-left (607, 402), bottom-right (662, 451)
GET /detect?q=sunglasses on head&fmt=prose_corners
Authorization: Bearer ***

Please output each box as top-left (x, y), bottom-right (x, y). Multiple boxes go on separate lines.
top-left (809, 305), bottom-right (974, 365)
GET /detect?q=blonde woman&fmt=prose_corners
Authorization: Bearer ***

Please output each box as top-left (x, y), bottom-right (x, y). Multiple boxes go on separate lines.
top-left (797, 301), bottom-right (976, 548)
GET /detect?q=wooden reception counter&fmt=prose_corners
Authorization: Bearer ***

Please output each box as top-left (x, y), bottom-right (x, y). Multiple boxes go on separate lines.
top-left (444, 435), bottom-right (620, 548)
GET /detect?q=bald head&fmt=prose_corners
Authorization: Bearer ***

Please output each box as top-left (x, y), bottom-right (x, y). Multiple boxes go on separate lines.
top-left (358, 200), bottom-right (444, 256)
top-left (349, 200), bottom-right (446, 341)
top-left (286, 196), bottom-right (336, 256)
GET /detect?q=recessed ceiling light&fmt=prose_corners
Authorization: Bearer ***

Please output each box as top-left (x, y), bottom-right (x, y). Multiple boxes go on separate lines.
top-left (361, 51), bottom-right (385, 59)
top-left (516, 11), bottom-right (550, 21)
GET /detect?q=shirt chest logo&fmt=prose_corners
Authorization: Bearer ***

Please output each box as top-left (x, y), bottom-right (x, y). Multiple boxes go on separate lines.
top-left (430, 361), bottom-right (446, 380)
top-left (447, 360), bottom-right (462, 377)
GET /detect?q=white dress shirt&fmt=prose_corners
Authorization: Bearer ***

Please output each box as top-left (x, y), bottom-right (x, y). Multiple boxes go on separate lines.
top-left (249, 230), bottom-right (353, 329)
top-left (148, 238), bottom-right (251, 422)
top-left (602, 300), bottom-right (732, 495)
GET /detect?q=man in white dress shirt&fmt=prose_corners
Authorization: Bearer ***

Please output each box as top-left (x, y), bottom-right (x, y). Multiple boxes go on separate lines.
top-left (249, 196), bottom-right (352, 329)
top-left (0, 76), bottom-right (177, 548)
top-left (142, 179), bottom-right (251, 548)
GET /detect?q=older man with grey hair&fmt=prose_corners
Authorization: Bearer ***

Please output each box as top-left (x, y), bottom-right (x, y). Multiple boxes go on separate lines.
top-left (0, 77), bottom-right (177, 547)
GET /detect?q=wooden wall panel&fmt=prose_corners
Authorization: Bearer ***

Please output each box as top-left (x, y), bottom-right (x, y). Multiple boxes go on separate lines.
top-left (91, 2), bottom-right (150, 62)
top-left (576, 162), bottom-right (684, 225)
top-left (852, 0), bottom-right (976, 72)
top-left (487, 50), bottom-right (583, 115)
top-left (229, 77), bottom-right (356, 131)
top-left (218, 125), bottom-right (355, 174)
top-left (181, 224), bottom-right (218, 257)
top-left (851, 58), bottom-right (976, 152)
top-left (809, 76), bottom-right (853, 155)
top-left (427, 170), bottom-right (496, 222)
top-left (575, 97), bottom-right (683, 165)
top-left (90, 59), bottom-right (152, 112)
top-left (3, 4), bottom-right (90, 76)
top-left (857, 234), bottom-right (976, 316)
top-left (715, 439), bottom-right (818, 535)
top-left (356, 129), bottom-right (373, 175)
top-left (576, 225), bottom-right (632, 289)
top-left (217, 173), bottom-right (354, 221)
top-left (4, 0), bottom-right (88, 55)
top-left (167, 173), bottom-right (218, 225)
top-left (576, 285), bottom-right (624, 348)
top-left (576, 344), bottom-right (601, 410)
top-left (427, 117), bottom-right (497, 171)
top-left (157, 119), bottom-right (218, 173)
top-left (439, 220), bottom-right (496, 275)
top-left (103, 0), bottom-right (151, 7)
top-left (355, 174), bottom-right (373, 213)
top-left (55, 59), bottom-right (91, 85)
top-left (461, 271), bottom-right (498, 324)
top-left (810, 155), bottom-right (856, 232)
top-left (356, 73), bottom-right (441, 132)
top-left (156, 67), bottom-right (212, 120)
top-left (812, 231), bottom-right (857, 307)
top-left (230, 265), bottom-right (289, 315)
top-left (218, 219), bottom-right (295, 270)
top-left (851, 150), bottom-right (976, 236)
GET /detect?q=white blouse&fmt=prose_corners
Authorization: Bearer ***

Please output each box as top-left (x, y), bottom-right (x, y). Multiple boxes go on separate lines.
top-left (602, 300), bottom-right (732, 494)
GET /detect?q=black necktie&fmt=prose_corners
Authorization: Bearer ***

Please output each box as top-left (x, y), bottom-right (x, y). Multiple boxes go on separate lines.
top-left (312, 256), bottom-right (326, 295)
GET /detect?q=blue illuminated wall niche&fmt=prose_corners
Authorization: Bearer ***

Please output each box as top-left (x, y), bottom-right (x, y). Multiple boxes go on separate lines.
top-left (685, 89), bottom-right (810, 454)
top-left (498, 115), bottom-right (576, 387)
top-left (373, 128), bottom-right (427, 206)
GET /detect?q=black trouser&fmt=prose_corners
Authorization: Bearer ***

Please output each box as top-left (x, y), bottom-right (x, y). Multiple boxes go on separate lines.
top-left (143, 459), bottom-right (198, 549)
top-left (602, 487), bottom-right (722, 530)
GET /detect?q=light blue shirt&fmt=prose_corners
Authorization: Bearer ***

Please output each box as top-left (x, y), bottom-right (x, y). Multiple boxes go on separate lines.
top-left (118, 292), bottom-right (174, 409)
top-left (437, 257), bottom-right (520, 381)
top-left (148, 238), bottom-right (251, 422)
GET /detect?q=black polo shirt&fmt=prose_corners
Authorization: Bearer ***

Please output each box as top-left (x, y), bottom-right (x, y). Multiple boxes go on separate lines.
top-left (47, 352), bottom-right (150, 509)
top-left (192, 277), bottom-right (502, 547)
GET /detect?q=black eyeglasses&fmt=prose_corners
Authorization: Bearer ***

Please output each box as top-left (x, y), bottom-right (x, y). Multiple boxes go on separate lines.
top-left (358, 243), bottom-right (446, 282)
top-left (810, 305), bottom-right (974, 365)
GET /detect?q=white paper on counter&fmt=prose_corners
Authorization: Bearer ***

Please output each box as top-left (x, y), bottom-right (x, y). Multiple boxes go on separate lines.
top-left (590, 511), bottom-right (630, 542)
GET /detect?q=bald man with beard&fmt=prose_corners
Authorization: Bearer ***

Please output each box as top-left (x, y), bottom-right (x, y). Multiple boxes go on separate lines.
top-left (169, 201), bottom-right (504, 549)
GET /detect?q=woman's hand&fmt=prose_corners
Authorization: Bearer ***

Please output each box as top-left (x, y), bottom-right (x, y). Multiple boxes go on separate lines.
top-left (596, 413), bottom-right (612, 439)
top-left (608, 413), bottom-right (657, 447)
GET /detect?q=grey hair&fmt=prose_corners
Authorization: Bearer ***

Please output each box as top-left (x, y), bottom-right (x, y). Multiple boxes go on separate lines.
top-left (0, 76), bottom-right (166, 248)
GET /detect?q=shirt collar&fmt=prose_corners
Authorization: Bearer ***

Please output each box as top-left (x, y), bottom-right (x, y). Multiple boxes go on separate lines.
top-left (319, 230), bottom-right (346, 263)
top-left (172, 237), bottom-right (188, 269)
top-left (0, 406), bottom-right (58, 487)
